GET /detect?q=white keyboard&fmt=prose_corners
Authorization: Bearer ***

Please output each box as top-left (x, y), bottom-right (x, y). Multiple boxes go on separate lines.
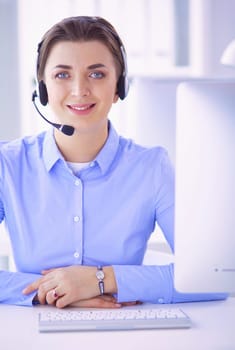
top-left (38, 305), bottom-right (192, 332)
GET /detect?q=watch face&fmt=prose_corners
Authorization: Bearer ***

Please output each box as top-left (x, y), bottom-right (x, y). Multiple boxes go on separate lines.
top-left (96, 270), bottom-right (104, 280)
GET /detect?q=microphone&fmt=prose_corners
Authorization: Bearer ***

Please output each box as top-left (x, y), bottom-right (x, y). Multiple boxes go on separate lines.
top-left (32, 91), bottom-right (75, 136)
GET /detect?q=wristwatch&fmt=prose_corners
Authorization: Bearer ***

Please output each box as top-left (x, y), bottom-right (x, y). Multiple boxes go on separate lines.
top-left (96, 266), bottom-right (105, 295)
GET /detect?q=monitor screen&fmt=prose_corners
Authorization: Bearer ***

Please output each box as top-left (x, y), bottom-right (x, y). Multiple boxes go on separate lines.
top-left (174, 80), bottom-right (235, 293)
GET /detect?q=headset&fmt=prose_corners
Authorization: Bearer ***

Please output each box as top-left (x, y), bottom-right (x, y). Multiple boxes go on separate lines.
top-left (32, 17), bottom-right (129, 135)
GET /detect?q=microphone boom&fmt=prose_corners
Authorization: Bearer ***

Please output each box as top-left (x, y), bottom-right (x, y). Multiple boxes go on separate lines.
top-left (32, 91), bottom-right (75, 136)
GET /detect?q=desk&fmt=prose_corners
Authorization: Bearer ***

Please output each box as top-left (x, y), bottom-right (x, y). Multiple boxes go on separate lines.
top-left (0, 297), bottom-right (234, 350)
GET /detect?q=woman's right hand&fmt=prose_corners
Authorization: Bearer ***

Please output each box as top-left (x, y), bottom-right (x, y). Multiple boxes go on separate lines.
top-left (70, 296), bottom-right (141, 308)
top-left (46, 292), bottom-right (140, 309)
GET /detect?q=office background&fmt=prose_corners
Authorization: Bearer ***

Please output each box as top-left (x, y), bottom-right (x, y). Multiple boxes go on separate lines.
top-left (1, 0), bottom-right (235, 269)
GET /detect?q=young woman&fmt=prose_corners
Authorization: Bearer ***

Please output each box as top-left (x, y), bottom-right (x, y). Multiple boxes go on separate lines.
top-left (0, 16), bottom-right (226, 308)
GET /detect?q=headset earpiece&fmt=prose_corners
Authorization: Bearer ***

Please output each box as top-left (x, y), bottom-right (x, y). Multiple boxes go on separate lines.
top-left (117, 46), bottom-right (129, 100)
top-left (39, 80), bottom-right (48, 106)
top-left (117, 75), bottom-right (129, 100)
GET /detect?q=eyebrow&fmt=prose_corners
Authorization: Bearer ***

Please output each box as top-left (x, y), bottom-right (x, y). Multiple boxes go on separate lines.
top-left (53, 63), bottom-right (107, 70)
top-left (88, 63), bottom-right (106, 70)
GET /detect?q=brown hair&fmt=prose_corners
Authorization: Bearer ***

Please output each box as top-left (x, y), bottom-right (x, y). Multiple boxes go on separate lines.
top-left (36, 16), bottom-right (126, 82)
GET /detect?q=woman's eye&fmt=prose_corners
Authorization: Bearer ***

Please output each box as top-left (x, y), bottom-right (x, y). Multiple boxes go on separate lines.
top-left (89, 71), bottom-right (104, 79)
top-left (55, 72), bottom-right (69, 79)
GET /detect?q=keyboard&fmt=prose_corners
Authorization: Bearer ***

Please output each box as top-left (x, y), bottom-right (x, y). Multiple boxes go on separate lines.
top-left (38, 305), bottom-right (192, 332)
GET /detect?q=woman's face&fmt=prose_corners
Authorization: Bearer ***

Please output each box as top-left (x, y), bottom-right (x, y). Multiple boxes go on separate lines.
top-left (44, 40), bottom-right (119, 134)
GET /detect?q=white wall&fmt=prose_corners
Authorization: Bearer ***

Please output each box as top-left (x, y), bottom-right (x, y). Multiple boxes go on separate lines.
top-left (189, 0), bottom-right (235, 77)
top-left (0, 0), bottom-right (20, 140)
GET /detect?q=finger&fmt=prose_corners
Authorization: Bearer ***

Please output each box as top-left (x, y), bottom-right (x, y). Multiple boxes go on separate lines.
top-left (98, 294), bottom-right (118, 302)
top-left (46, 289), bottom-right (59, 305)
top-left (41, 268), bottom-right (56, 275)
top-left (120, 301), bottom-right (142, 307)
top-left (22, 277), bottom-right (44, 295)
top-left (37, 279), bottom-right (63, 303)
top-left (68, 297), bottom-right (122, 309)
top-left (36, 292), bottom-right (47, 305)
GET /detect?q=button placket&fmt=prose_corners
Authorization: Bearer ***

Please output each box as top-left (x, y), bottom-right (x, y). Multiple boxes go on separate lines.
top-left (72, 176), bottom-right (83, 263)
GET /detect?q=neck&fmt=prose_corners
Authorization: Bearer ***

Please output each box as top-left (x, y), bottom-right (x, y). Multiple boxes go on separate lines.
top-left (54, 121), bottom-right (109, 163)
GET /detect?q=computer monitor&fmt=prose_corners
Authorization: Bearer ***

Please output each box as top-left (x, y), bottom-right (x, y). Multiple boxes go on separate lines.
top-left (174, 80), bottom-right (235, 293)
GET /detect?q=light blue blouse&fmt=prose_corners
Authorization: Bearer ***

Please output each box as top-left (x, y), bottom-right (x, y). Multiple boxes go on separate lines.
top-left (0, 123), bottom-right (226, 305)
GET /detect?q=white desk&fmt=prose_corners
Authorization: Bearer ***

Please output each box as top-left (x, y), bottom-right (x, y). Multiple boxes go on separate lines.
top-left (0, 297), bottom-right (234, 350)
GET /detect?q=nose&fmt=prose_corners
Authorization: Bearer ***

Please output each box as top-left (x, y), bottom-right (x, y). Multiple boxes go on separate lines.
top-left (71, 76), bottom-right (90, 97)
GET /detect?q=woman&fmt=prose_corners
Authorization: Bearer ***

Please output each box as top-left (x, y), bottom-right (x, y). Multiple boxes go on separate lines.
top-left (0, 16), bottom-right (226, 308)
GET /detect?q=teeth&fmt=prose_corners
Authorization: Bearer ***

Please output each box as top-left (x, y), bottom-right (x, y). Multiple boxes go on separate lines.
top-left (71, 105), bottom-right (91, 111)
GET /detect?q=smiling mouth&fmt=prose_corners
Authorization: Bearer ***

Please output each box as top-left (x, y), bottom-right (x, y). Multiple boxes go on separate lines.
top-left (68, 103), bottom-right (95, 111)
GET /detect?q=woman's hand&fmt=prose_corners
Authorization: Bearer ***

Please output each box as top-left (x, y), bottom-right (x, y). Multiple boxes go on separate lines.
top-left (23, 265), bottom-right (117, 308)
top-left (62, 295), bottom-right (122, 309)
top-left (69, 296), bottom-right (141, 309)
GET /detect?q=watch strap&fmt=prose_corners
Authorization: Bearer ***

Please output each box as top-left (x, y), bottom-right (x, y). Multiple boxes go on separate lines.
top-left (96, 266), bottom-right (105, 295)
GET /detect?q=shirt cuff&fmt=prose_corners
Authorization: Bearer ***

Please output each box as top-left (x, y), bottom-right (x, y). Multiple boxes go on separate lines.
top-left (112, 264), bottom-right (173, 304)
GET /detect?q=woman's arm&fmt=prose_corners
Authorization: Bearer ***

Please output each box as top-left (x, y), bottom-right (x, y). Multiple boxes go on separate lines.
top-left (22, 262), bottom-right (228, 309)
top-left (0, 270), bottom-right (41, 306)
top-left (113, 263), bottom-right (228, 304)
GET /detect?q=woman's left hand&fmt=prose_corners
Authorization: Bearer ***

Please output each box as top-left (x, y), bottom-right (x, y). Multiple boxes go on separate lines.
top-left (23, 265), bottom-right (110, 308)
